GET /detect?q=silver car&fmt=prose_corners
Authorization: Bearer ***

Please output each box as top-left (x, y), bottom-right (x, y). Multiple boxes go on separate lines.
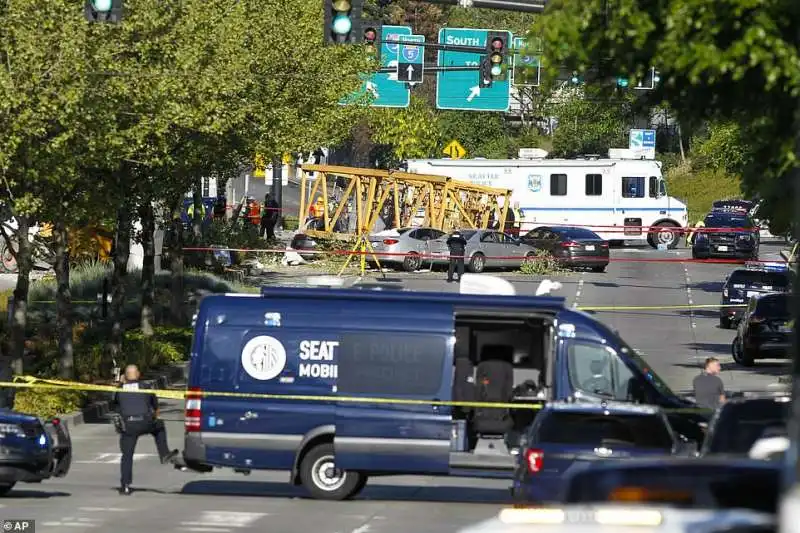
top-left (368, 227), bottom-right (450, 272)
top-left (459, 229), bottom-right (539, 273)
top-left (368, 227), bottom-right (537, 273)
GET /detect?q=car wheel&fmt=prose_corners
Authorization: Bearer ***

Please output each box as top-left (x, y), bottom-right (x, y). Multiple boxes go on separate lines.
top-left (719, 316), bottom-right (731, 329)
top-left (0, 239), bottom-right (17, 273)
top-left (299, 443), bottom-right (364, 501)
top-left (591, 266), bottom-right (606, 273)
top-left (0, 482), bottom-right (15, 496)
top-left (649, 222), bottom-right (681, 249)
top-left (468, 253), bottom-right (485, 273)
top-left (402, 252), bottom-right (421, 272)
top-left (731, 336), bottom-right (754, 367)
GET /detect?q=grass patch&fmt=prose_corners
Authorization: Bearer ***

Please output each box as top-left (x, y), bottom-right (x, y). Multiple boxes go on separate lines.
top-left (666, 162), bottom-right (742, 224)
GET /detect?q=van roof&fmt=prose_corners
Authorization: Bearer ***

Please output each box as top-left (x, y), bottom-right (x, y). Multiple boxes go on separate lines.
top-left (258, 286), bottom-right (566, 311)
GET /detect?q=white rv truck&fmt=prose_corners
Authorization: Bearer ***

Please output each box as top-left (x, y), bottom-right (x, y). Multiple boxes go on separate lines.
top-left (404, 153), bottom-right (689, 249)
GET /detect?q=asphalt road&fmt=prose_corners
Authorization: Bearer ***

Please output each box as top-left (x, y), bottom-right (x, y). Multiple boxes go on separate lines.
top-left (2, 240), bottom-right (791, 532)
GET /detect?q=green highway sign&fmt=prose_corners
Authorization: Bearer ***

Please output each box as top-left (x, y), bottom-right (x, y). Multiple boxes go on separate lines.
top-left (511, 36), bottom-right (541, 87)
top-left (397, 34), bottom-right (424, 85)
top-left (436, 28), bottom-right (511, 112)
top-left (340, 25), bottom-right (411, 108)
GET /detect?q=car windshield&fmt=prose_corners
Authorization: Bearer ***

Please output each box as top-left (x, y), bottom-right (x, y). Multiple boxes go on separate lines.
top-left (729, 270), bottom-right (790, 288)
top-left (756, 294), bottom-right (791, 317)
top-left (706, 399), bottom-right (789, 454)
top-left (564, 464), bottom-right (780, 513)
top-left (536, 412), bottom-right (673, 449)
top-left (703, 214), bottom-right (750, 228)
top-left (552, 227), bottom-right (601, 240)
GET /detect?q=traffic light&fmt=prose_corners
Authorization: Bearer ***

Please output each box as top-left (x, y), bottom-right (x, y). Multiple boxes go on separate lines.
top-left (570, 71), bottom-right (582, 85)
top-left (486, 31), bottom-right (507, 80)
top-left (324, 0), bottom-right (364, 44)
top-left (84, 0), bottom-right (123, 23)
top-left (616, 76), bottom-right (629, 88)
top-left (359, 20), bottom-right (382, 63)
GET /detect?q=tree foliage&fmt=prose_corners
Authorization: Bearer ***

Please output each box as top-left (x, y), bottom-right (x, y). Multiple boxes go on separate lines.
top-left (538, 0), bottom-right (800, 231)
top-left (549, 88), bottom-right (629, 157)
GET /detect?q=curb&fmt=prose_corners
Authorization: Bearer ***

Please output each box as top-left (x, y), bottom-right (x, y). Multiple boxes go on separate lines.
top-left (56, 362), bottom-right (189, 430)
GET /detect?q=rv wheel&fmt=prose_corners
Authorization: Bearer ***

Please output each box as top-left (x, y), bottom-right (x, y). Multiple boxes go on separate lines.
top-left (649, 223), bottom-right (680, 249)
top-left (299, 443), bottom-right (364, 501)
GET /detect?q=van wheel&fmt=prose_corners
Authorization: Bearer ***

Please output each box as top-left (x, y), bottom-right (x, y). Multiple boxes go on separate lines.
top-left (402, 253), bottom-right (421, 272)
top-left (468, 253), bottom-right (485, 273)
top-left (0, 482), bottom-right (15, 496)
top-left (649, 222), bottom-right (681, 249)
top-left (299, 443), bottom-right (364, 501)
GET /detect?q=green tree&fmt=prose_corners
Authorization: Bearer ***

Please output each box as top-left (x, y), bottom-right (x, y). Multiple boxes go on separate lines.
top-left (438, 112), bottom-right (515, 158)
top-left (538, 0), bottom-right (800, 231)
top-left (370, 96), bottom-right (441, 160)
top-left (548, 87), bottom-right (629, 157)
top-left (690, 121), bottom-right (752, 176)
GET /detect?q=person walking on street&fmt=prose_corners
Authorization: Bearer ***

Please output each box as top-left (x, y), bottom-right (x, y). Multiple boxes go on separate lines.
top-left (692, 357), bottom-right (726, 410)
top-left (446, 230), bottom-right (468, 282)
top-left (261, 193), bottom-right (279, 240)
top-left (113, 365), bottom-right (178, 495)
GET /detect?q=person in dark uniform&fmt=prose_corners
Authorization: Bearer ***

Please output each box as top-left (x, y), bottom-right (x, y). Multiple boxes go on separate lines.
top-left (446, 231), bottom-right (468, 283)
top-left (260, 193), bottom-right (280, 240)
top-left (113, 364), bottom-right (178, 495)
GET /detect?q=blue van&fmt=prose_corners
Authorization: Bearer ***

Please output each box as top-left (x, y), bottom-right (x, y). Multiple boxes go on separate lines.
top-left (179, 284), bottom-right (704, 500)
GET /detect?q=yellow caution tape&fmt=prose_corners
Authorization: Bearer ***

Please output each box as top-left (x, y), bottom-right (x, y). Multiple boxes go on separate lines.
top-left (3, 375), bottom-right (712, 414)
top-left (577, 303), bottom-right (746, 311)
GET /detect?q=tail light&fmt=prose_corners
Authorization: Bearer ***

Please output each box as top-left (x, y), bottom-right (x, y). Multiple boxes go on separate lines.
top-left (560, 241), bottom-right (580, 248)
top-left (600, 242), bottom-right (609, 248)
top-left (525, 448), bottom-right (544, 474)
top-left (185, 387), bottom-right (203, 432)
top-left (383, 239), bottom-right (399, 245)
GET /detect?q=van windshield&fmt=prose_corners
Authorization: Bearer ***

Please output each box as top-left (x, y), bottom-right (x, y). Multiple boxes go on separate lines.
top-left (622, 345), bottom-right (676, 398)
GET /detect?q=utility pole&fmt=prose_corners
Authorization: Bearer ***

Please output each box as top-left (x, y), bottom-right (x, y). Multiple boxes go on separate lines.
top-left (271, 156), bottom-right (283, 228)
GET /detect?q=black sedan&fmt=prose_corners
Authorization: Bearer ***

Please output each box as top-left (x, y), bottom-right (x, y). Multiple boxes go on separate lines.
top-left (520, 226), bottom-right (609, 272)
top-left (732, 292), bottom-right (792, 366)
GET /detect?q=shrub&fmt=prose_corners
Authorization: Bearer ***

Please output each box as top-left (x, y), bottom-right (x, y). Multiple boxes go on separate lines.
top-left (282, 215), bottom-right (299, 231)
top-left (13, 389), bottom-right (87, 419)
top-left (666, 162), bottom-right (742, 224)
top-left (519, 249), bottom-right (566, 275)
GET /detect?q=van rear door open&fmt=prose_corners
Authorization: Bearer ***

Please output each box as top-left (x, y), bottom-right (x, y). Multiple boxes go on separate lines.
top-left (334, 313), bottom-right (454, 474)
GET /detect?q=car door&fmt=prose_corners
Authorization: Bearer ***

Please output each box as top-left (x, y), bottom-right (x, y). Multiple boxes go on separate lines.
top-left (333, 322), bottom-right (454, 474)
top-left (500, 231), bottom-right (526, 267)
top-left (479, 231), bottom-right (502, 267)
top-left (427, 229), bottom-right (449, 264)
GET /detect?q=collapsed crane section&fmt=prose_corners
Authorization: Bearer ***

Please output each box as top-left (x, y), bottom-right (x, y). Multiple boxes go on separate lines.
top-left (298, 164), bottom-right (512, 239)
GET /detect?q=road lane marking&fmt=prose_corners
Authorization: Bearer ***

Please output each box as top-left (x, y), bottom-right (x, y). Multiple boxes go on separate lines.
top-left (351, 526), bottom-right (371, 533)
top-left (76, 453), bottom-right (157, 464)
top-left (572, 277), bottom-right (584, 308)
top-left (179, 511), bottom-right (266, 533)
